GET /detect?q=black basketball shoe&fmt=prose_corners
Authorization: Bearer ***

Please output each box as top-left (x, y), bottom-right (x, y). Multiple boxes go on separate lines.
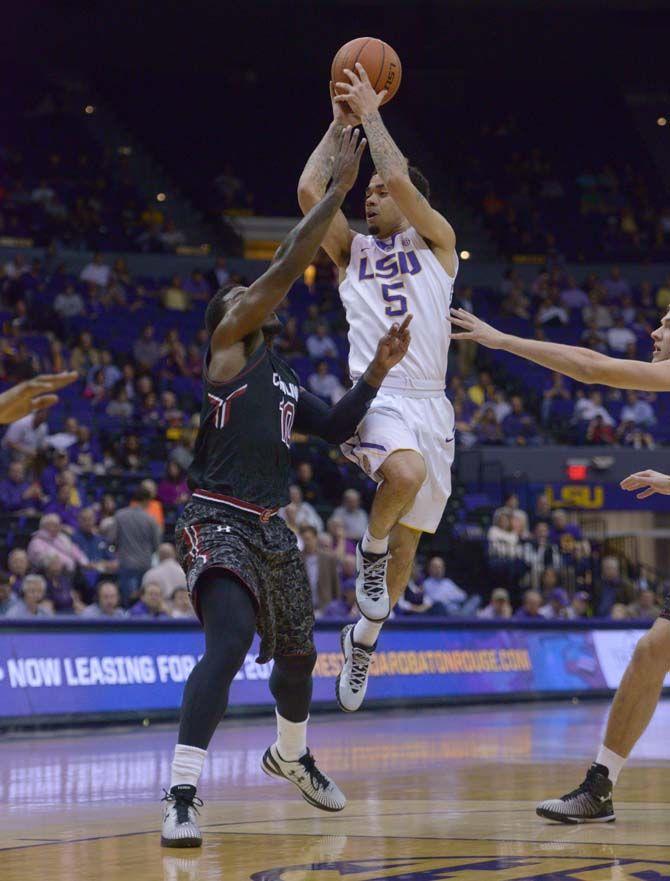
top-left (536, 763), bottom-right (615, 824)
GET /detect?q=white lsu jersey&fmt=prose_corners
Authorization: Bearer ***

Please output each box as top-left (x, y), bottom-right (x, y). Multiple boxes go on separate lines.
top-left (339, 226), bottom-right (457, 391)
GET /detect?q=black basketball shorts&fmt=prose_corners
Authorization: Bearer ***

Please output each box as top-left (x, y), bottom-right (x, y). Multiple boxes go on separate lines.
top-left (175, 500), bottom-right (315, 663)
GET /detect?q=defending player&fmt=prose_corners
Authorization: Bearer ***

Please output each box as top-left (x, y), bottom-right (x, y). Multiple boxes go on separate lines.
top-left (161, 128), bottom-right (413, 847)
top-left (298, 65), bottom-right (458, 712)
top-left (450, 304), bottom-right (670, 824)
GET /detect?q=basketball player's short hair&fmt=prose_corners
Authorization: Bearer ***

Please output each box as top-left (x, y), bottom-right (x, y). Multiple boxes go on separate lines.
top-left (408, 165), bottom-right (430, 201)
top-left (205, 283), bottom-right (240, 336)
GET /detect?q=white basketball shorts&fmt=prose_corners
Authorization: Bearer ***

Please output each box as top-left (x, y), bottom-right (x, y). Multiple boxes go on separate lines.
top-left (341, 391), bottom-right (455, 534)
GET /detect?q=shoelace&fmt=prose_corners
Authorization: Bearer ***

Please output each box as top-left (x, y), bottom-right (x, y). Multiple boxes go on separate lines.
top-left (161, 789), bottom-right (203, 824)
top-left (561, 771), bottom-right (605, 803)
top-left (360, 554), bottom-right (388, 601)
top-left (298, 750), bottom-right (330, 791)
top-left (349, 644), bottom-right (372, 692)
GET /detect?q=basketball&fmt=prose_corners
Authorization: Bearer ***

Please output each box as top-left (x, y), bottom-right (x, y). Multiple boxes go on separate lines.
top-left (331, 37), bottom-right (402, 106)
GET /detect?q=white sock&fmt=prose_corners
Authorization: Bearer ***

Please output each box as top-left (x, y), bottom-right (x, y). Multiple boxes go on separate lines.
top-left (353, 616), bottom-right (383, 648)
top-left (361, 528), bottom-right (388, 555)
top-left (275, 709), bottom-right (307, 761)
top-left (170, 744), bottom-right (207, 789)
top-left (595, 744), bottom-right (626, 786)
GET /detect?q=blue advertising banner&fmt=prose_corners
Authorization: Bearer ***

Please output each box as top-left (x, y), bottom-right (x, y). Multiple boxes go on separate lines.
top-left (0, 621), bottom-right (632, 724)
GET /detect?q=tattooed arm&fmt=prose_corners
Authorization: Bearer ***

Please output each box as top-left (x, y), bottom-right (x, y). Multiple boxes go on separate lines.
top-left (335, 63), bottom-right (456, 272)
top-left (297, 85), bottom-right (359, 268)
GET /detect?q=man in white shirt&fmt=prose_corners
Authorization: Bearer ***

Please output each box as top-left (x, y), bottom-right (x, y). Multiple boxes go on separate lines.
top-left (560, 277), bottom-right (589, 310)
top-left (573, 390), bottom-right (614, 426)
top-left (1, 410), bottom-right (50, 457)
top-left (306, 323), bottom-right (338, 359)
top-left (332, 489), bottom-right (368, 542)
top-left (620, 391), bottom-right (656, 427)
top-left (423, 556), bottom-right (478, 615)
top-left (54, 285), bottom-right (85, 319)
top-left (141, 543), bottom-right (186, 600)
top-left (607, 316), bottom-right (637, 354)
top-left (308, 361), bottom-right (345, 404)
top-left (80, 253), bottom-right (111, 288)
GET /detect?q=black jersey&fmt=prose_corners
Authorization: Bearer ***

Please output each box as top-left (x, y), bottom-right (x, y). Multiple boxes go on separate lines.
top-left (187, 343), bottom-right (300, 510)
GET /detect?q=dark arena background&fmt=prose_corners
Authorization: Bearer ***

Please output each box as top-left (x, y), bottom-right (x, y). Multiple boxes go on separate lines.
top-left (2, 1), bottom-right (670, 878)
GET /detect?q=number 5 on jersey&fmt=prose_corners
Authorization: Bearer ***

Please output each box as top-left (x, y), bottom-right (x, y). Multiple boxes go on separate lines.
top-left (382, 281), bottom-right (408, 317)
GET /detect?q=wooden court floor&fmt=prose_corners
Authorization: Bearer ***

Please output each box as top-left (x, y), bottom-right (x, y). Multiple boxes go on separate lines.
top-left (2, 701), bottom-right (670, 880)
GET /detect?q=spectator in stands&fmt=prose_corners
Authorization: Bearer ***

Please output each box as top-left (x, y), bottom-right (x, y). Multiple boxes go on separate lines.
top-left (514, 589), bottom-right (543, 619)
top-left (299, 525), bottom-right (339, 614)
top-left (327, 516), bottom-right (355, 561)
top-left (586, 413), bottom-right (616, 444)
top-left (0, 571), bottom-right (19, 616)
top-left (162, 275), bottom-right (191, 311)
top-left (279, 484), bottom-right (324, 533)
top-left (656, 274), bottom-right (670, 310)
top-left (306, 322), bottom-right (338, 359)
top-left (478, 587), bottom-right (513, 619)
top-left (502, 396), bottom-right (539, 446)
top-left (582, 289), bottom-right (613, 329)
top-left (474, 408), bottom-right (503, 445)
top-left (603, 266), bottom-right (631, 299)
top-left (560, 276), bottom-right (589, 310)
top-left (1, 409), bottom-right (50, 458)
top-left (628, 588), bottom-right (661, 621)
top-left (142, 543), bottom-right (186, 600)
top-left (182, 269), bottom-right (210, 300)
top-left (322, 577), bottom-right (358, 619)
top-left (70, 331), bottom-right (100, 376)
top-left (541, 372), bottom-right (572, 424)
top-left (333, 489), bottom-right (369, 542)
top-left (573, 390), bottom-right (614, 428)
top-left (140, 478), bottom-right (164, 530)
top-left (27, 513), bottom-right (88, 573)
top-left (108, 486), bottom-right (161, 604)
top-left (44, 483), bottom-right (82, 531)
top-left (423, 556), bottom-right (479, 616)
top-left (550, 509), bottom-right (582, 544)
top-left (54, 284), bottom-right (85, 320)
top-left (133, 324), bottom-right (162, 369)
top-left (170, 586), bottom-right (196, 619)
top-left (532, 494), bottom-right (553, 528)
top-left (308, 361), bottom-right (345, 404)
top-left (80, 253), bottom-right (111, 288)
top-left (397, 572), bottom-right (440, 616)
top-left (81, 581), bottom-right (125, 619)
top-left (568, 591), bottom-right (591, 619)
top-left (128, 581), bottom-right (169, 619)
top-left (620, 391), bottom-right (656, 428)
top-left (539, 587), bottom-right (571, 619)
top-left (7, 549), bottom-right (29, 595)
top-left (5, 573), bottom-right (52, 618)
top-left (115, 434), bottom-right (146, 472)
top-left (72, 507), bottom-right (117, 598)
top-left (487, 510), bottom-right (518, 556)
top-left (157, 461), bottom-right (190, 510)
top-left (594, 556), bottom-right (635, 617)
top-left (0, 460), bottom-right (46, 513)
top-left (42, 555), bottom-right (84, 615)
top-left (536, 290), bottom-right (568, 326)
top-left (206, 256), bottom-right (230, 292)
top-left (106, 386), bottom-right (133, 419)
top-left (69, 424), bottom-right (102, 472)
top-left (274, 316), bottom-right (304, 359)
top-left (606, 315), bottom-right (637, 354)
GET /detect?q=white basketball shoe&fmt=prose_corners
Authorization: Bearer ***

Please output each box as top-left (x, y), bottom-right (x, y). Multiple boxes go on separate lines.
top-left (160, 784), bottom-right (203, 848)
top-left (336, 622), bottom-right (376, 713)
top-left (261, 744), bottom-right (346, 812)
top-left (355, 543), bottom-right (391, 621)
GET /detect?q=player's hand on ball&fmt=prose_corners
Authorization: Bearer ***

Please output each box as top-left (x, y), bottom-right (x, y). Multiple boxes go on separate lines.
top-left (374, 314), bottom-right (413, 371)
top-left (330, 80), bottom-right (360, 127)
top-left (620, 469), bottom-right (670, 499)
top-left (450, 308), bottom-right (504, 350)
top-left (330, 126), bottom-right (367, 193)
top-left (334, 63), bottom-right (387, 118)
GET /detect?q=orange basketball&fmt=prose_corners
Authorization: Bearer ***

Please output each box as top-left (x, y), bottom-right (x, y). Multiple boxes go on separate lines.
top-left (331, 37), bottom-right (402, 106)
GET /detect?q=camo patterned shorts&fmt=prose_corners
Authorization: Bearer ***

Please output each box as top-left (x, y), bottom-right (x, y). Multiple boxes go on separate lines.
top-left (175, 500), bottom-right (315, 664)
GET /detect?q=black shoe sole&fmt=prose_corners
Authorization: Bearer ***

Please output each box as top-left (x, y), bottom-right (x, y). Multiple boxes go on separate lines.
top-left (261, 749), bottom-right (345, 813)
top-left (160, 836), bottom-right (203, 848)
top-left (536, 807), bottom-right (616, 824)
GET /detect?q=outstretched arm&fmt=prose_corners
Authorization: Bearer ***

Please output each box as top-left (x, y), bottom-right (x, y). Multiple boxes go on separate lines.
top-left (0, 372), bottom-right (78, 424)
top-left (213, 127), bottom-right (366, 349)
top-left (297, 84), bottom-right (360, 268)
top-left (450, 308), bottom-right (670, 392)
top-left (335, 63), bottom-right (456, 266)
top-left (294, 316), bottom-right (412, 443)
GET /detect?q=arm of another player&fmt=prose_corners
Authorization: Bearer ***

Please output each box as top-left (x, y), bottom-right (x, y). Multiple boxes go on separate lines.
top-left (213, 127), bottom-right (366, 349)
top-left (335, 64), bottom-right (456, 259)
top-left (296, 83), bottom-right (360, 268)
top-left (621, 470), bottom-right (670, 500)
top-left (294, 315), bottom-right (412, 443)
top-left (0, 372), bottom-right (78, 424)
top-left (450, 308), bottom-right (670, 391)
